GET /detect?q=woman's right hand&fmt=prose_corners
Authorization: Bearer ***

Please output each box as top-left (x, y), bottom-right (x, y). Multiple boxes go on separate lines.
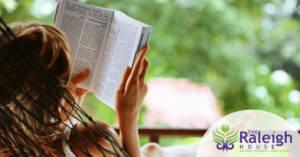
top-left (114, 46), bottom-right (150, 157)
top-left (114, 46), bottom-right (150, 125)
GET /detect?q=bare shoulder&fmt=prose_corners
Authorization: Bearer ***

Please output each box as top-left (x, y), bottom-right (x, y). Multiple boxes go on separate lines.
top-left (69, 120), bottom-right (124, 157)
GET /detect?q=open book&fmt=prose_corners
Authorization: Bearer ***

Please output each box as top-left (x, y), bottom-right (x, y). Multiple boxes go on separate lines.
top-left (53, 0), bottom-right (152, 110)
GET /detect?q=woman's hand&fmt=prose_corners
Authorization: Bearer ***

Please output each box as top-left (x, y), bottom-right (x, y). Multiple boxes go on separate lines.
top-left (60, 69), bottom-right (89, 121)
top-left (69, 69), bottom-right (90, 105)
top-left (114, 46), bottom-right (150, 125)
top-left (114, 46), bottom-right (150, 157)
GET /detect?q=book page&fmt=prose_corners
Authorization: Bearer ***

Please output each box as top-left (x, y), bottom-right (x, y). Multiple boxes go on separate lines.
top-left (110, 12), bottom-right (153, 69)
top-left (53, 0), bottom-right (114, 91)
top-left (132, 26), bottom-right (153, 66)
top-left (94, 11), bottom-right (143, 109)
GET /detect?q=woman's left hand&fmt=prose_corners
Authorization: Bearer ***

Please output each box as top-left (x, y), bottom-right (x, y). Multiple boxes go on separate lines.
top-left (69, 69), bottom-right (90, 105)
top-left (60, 69), bottom-right (89, 121)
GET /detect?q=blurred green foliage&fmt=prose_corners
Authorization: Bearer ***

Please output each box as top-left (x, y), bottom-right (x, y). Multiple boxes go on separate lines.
top-left (2, 0), bottom-right (300, 146)
top-left (160, 137), bottom-right (202, 147)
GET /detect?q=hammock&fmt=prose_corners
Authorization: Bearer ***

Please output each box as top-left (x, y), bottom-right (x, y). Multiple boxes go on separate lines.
top-left (0, 17), bottom-right (128, 157)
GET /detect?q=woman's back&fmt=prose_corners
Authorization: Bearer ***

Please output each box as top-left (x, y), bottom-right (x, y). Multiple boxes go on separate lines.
top-left (52, 120), bottom-right (124, 157)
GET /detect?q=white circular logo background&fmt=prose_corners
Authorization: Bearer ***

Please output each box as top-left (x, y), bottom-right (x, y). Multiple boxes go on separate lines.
top-left (196, 110), bottom-right (300, 157)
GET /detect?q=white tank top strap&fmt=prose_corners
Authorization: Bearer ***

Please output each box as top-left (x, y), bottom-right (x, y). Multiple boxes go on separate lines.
top-left (62, 119), bottom-right (80, 157)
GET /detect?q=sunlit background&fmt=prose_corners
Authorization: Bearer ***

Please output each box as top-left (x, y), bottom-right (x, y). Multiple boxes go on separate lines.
top-left (2, 0), bottom-right (300, 147)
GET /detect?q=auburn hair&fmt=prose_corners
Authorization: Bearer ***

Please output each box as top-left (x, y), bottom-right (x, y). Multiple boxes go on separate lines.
top-left (0, 23), bottom-right (72, 156)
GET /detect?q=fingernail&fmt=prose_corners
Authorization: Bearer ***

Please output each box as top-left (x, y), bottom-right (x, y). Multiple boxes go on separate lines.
top-left (124, 66), bottom-right (127, 72)
top-left (82, 69), bottom-right (88, 75)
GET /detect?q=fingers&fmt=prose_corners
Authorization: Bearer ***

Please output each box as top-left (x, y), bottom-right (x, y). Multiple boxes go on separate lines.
top-left (71, 69), bottom-right (89, 87)
top-left (76, 87), bottom-right (89, 95)
top-left (142, 83), bottom-right (148, 96)
top-left (139, 58), bottom-right (149, 82)
top-left (140, 83), bottom-right (148, 103)
top-left (117, 66), bottom-right (131, 94)
top-left (131, 46), bottom-right (150, 81)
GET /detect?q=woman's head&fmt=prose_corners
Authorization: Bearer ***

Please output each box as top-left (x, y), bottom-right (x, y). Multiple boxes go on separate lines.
top-left (0, 23), bottom-right (72, 156)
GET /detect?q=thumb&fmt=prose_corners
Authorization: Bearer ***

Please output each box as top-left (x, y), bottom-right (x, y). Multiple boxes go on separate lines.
top-left (71, 69), bottom-right (89, 87)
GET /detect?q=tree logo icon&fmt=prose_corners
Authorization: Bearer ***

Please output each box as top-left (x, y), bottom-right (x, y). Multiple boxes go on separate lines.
top-left (213, 124), bottom-right (238, 151)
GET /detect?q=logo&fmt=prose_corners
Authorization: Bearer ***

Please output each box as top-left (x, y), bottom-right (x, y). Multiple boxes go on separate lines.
top-left (213, 124), bottom-right (238, 151)
top-left (239, 130), bottom-right (293, 150)
top-left (197, 110), bottom-right (300, 157)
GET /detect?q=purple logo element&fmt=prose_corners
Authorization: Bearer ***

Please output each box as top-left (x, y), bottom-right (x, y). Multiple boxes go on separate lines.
top-left (213, 124), bottom-right (238, 151)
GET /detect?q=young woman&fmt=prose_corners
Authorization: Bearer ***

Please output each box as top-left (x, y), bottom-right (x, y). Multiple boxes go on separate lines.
top-left (0, 22), bottom-right (151, 157)
top-left (0, 22), bottom-right (199, 157)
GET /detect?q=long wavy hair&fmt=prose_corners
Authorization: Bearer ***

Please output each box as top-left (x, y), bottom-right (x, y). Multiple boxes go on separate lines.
top-left (0, 23), bottom-right (72, 157)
